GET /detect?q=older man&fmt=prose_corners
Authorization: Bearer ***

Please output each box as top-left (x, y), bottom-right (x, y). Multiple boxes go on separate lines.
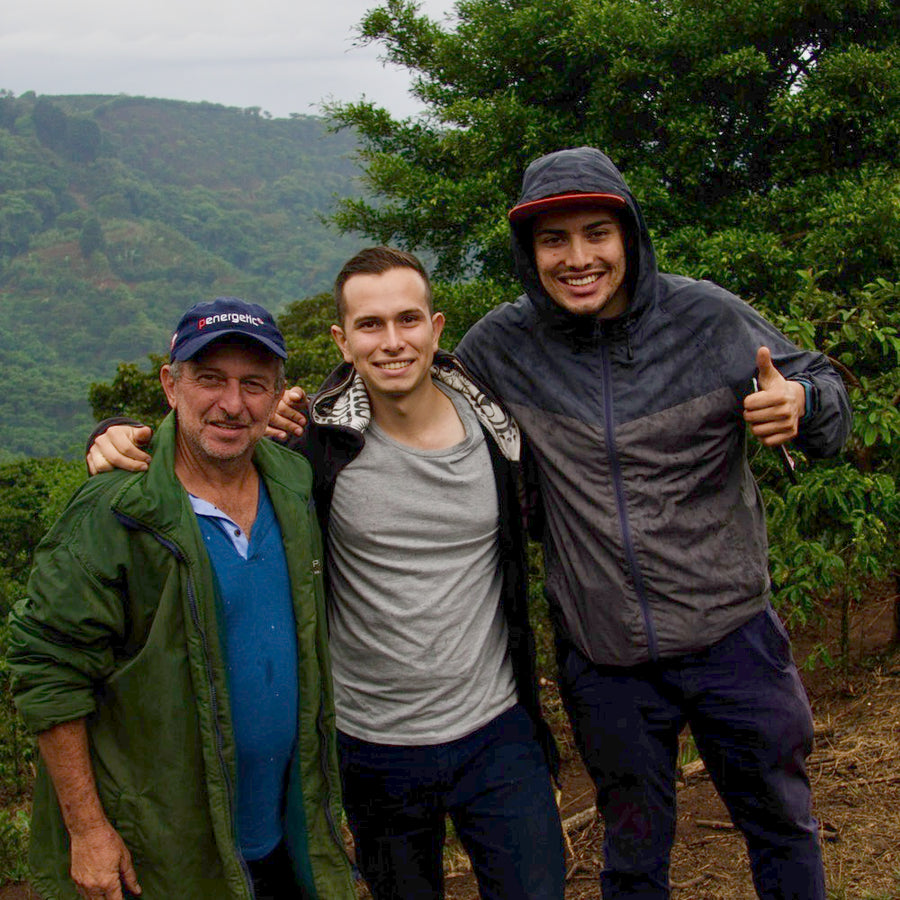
top-left (9, 298), bottom-right (354, 900)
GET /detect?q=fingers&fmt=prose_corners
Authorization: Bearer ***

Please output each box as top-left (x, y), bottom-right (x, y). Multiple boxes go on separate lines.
top-left (132, 425), bottom-right (153, 447)
top-left (120, 847), bottom-right (142, 895)
top-left (747, 418), bottom-right (797, 446)
top-left (70, 824), bottom-right (141, 900)
top-left (71, 855), bottom-right (124, 898)
top-left (744, 347), bottom-right (806, 447)
top-left (77, 872), bottom-right (127, 898)
top-left (87, 426), bottom-right (152, 475)
top-left (268, 385), bottom-right (309, 439)
top-left (755, 345), bottom-right (779, 386)
top-left (744, 395), bottom-right (800, 445)
top-left (284, 385), bottom-right (307, 406)
top-left (86, 442), bottom-right (114, 476)
top-left (743, 347), bottom-right (806, 446)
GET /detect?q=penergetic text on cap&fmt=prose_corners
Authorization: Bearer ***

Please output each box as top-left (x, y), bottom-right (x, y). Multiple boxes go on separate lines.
top-left (169, 297), bottom-right (287, 362)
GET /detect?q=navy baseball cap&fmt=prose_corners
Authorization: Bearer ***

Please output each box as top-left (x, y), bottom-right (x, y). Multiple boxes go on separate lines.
top-left (169, 297), bottom-right (287, 362)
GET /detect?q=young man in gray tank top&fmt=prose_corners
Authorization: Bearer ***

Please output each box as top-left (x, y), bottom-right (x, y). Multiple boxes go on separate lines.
top-left (86, 248), bottom-right (565, 900)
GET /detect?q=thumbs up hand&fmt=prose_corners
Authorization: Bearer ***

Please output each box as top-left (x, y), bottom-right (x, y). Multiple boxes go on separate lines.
top-left (743, 346), bottom-right (807, 446)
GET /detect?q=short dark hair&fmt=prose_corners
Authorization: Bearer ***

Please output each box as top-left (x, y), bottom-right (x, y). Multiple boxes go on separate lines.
top-left (333, 246), bottom-right (432, 323)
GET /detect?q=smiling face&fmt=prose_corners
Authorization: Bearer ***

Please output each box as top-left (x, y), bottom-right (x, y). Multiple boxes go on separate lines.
top-left (331, 266), bottom-right (445, 405)
top-left (160, 339), bottom-right (283, 468)
top-left (532, 206), bottom-right (630, 318)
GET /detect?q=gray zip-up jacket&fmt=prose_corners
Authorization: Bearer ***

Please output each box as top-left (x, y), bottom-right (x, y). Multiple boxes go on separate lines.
top-left (456, 147), bottom-right (851, 667)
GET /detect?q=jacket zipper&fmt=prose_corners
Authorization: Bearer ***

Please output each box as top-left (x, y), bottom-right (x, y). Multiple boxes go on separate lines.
top-left (114, 512), bottom-right (255, 898)
top-left (309, 546), bottom-right (354, 873)
top-left (305, 497), bottom-right (354, 890)
top-left (599, 347), bottom-right (660, 660)
top-left (316, 700), bottom-right (348, 857)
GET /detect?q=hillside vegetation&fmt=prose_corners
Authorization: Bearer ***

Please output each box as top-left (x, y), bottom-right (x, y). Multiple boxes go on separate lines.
top-left (0, 91), bottom-right (361, 459)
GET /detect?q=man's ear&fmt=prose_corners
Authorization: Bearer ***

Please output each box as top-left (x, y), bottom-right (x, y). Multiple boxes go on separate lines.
top-left (330, 324), bottom-right (353, 364)
top-left (431, 312), bottom-right (446, 348)
top-left (160, 365), bottom-right (177, 410)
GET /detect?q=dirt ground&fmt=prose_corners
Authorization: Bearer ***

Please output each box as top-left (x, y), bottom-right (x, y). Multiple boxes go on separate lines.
top-left (2, 591), bottom-right (897, 900)
top-left (438, 590), bottom-right (900, 900)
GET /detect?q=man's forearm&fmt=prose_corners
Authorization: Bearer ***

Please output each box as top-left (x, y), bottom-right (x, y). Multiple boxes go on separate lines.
top-left (38, 719), bottom-right (143, 898)
top-left (38, 719), bottom-right (109, 835)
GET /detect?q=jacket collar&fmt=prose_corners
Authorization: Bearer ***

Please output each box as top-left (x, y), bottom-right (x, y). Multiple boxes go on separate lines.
top-left (112, 412), bottom-right (308, 533)
top-left (310, 351), bottom-right (521, 462)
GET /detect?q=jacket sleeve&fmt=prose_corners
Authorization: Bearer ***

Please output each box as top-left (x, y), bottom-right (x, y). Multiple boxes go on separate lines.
top-left (781, 354), bottom-right (852, 460)
top-left (732, 295), bottom-right (852, 459)
top-left (7, 511), bottom-right (128, 734)
top-left (671, 280), bottom-right (853, 459)
top-left (285, 424), bottom-right (333, 522)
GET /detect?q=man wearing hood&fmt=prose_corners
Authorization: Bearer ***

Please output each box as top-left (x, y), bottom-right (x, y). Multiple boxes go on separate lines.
top-left (453, 148), bottom-right (851, 899)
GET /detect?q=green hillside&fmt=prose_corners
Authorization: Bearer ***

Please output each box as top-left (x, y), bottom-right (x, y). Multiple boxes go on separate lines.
top-left (0, 91), bottom-right (362, 460)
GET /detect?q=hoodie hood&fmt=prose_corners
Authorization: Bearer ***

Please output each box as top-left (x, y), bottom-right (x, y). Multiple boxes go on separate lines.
top-left (510, 147), bottom-right (659, 337)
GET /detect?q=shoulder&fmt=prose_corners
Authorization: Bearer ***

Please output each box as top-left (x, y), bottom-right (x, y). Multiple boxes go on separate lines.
top-left (468, 294), bottom-right (535, 332)
top-left (254, 436), bottom-right (314, 496)
top-left (657, 273), bottom-right (746, 320)
top-left (655, 273), bottom-right (765, 347)
top-left (45, 469), bottom-right (140, 542)
top-left (455, 295), bottom-right (539, 382)
top-left (27, 469), bottom-right (147, 591)
top-left (458, 295), bottom-right (535, 352)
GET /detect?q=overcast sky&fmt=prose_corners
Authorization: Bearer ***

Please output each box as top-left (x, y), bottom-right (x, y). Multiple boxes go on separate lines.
top-left (0, 0), bottom-right (456, 119)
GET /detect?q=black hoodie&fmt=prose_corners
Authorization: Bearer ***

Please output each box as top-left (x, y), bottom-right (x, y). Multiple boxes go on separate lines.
top-left (456, 147), bottom-right (851, 666)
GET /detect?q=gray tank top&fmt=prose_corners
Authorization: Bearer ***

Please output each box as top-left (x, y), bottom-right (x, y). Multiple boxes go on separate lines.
top-left (327, 383), bottom-right (517, 744)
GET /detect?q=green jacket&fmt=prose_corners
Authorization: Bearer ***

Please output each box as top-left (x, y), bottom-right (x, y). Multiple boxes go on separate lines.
top-left (8, 414), bottom-right (355, 900)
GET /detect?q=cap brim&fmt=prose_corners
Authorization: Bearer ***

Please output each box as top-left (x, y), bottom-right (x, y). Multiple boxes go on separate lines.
top-left (171, 329), bottom-right (287, 362)
top-left (509, 192), bottom-right (626, 223)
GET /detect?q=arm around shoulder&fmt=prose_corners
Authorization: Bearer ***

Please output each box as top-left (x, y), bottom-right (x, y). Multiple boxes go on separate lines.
top-left (86, 418), bottom-right (153, 476)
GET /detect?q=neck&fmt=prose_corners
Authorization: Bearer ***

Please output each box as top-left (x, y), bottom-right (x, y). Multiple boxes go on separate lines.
top-left (173, 438), bottom-right (260, 534)
top-left (369, 377), bottom-right (465, 450)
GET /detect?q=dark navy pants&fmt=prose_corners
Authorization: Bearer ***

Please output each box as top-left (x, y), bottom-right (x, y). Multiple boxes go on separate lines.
top-left (337, 703), bottom-right (565, 900)
top-left (557, 606), bottom-right (825, 900)
top-left (246, 841), bottom-right (296, 899)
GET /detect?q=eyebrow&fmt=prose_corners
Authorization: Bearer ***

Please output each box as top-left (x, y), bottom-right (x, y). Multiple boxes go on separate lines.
top-left (535, 216), bottom-right (617, 236)
top-left (192, 363), bottom-right (274, 380)
top-left (351, 308), bottom-right (426, 326)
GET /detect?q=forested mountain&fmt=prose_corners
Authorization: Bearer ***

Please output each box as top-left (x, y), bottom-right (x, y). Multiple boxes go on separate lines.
top-left (0, 91), bottom-right (362, 459)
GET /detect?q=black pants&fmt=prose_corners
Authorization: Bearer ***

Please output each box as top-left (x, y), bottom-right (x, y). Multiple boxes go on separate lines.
top-left (338, 704), bottom-right (565, 900)
top-left (247, 841), bottom-right (297, 900)
top-left (557, 606), bottom-right (825, 899)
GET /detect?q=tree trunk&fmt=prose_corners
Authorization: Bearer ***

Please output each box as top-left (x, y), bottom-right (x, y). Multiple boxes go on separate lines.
top-left (840, 592), bottom-right (851, 668)
top-left (892, 573), bottom-right (900, 645)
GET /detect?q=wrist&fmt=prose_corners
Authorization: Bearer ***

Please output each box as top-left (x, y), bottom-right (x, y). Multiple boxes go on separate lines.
top-left (790, 379), bottom-right (812, 421)
top-left (66, 808), bottom-right (111, 837)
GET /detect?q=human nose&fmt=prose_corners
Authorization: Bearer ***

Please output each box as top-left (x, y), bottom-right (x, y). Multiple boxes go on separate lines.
top-left (216, 378), bottom-right (244, 415)
top-left (381, 322), bottom-right (406, 351)
top-left (565, 236), bottom-right (592, 269)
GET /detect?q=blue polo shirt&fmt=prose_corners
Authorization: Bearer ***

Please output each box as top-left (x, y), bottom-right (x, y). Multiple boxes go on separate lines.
top-left (192, 482), bottom-right (298, 861)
